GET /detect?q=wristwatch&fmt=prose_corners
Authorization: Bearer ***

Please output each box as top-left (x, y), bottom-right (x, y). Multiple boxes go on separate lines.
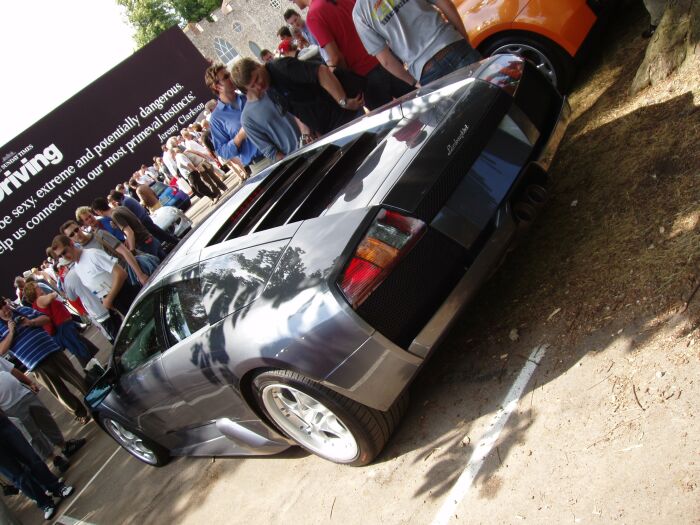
top-left (338, 97), bottom-right (347, 109)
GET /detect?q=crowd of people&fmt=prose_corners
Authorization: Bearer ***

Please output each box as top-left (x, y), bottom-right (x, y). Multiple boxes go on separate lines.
top-left (205, 0), bottom-right (481, 172)
top-left (0, 179), bottom-right (202, 518)
top-left (0, 106), bottom-right (250, 522)
top-left (0, 1), bottom-right (485, 519)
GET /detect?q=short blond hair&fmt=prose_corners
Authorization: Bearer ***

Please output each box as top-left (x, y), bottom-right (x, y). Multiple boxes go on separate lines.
top-left (230, 58), bottom-right (260, 91)
top-left (75, 206), bottom-right (92, 222)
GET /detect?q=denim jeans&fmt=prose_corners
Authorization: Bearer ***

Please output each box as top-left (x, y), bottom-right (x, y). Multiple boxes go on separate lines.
top-left (55, 320), bottom-right (91, 367)
top-left (137, 235), bottom-right (166, 261)
top-left (419, 40), bottom-right (482, 86)
top-left (0, 416), bottom-right (61, 508)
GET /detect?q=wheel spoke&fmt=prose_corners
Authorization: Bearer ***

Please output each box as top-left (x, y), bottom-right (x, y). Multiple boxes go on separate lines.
top-left (274, 389), bottom-right (312, 430)
top-left (317, 413), bottom-right (351, 440)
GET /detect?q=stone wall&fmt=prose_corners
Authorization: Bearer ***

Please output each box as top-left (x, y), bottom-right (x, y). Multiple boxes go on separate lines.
top-left (183, 0), bottom-right (294, 65)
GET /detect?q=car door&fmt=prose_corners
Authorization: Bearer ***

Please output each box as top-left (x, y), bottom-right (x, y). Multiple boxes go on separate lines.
top-left (158, 273), bottom-right (254, 426)
top-left (109, 290), bottom-right (192, 439)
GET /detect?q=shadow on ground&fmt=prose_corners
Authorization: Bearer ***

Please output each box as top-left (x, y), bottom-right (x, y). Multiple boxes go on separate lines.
top-left (374, 2), bottom-right (699, 503)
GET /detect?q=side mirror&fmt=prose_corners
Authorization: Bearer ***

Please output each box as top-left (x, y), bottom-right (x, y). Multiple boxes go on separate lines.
top-left (84, 366), bottom-right (118, 410)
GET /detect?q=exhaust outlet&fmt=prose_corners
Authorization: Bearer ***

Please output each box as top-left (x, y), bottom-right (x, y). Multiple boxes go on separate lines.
top-left (513, 201), bottom-right (536, 224)
top-left (524, 184), bottom-right (548, 208)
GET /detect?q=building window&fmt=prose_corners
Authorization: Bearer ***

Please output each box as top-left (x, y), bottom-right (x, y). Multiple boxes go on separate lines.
top-left (270, 0), bottom-right (281, 9)
top-left (232, 21), bottom-right (243, 33)
top-left (249, 41), bottom-right (262, 59)
top-left (214, 37), bottom-right (239, 64)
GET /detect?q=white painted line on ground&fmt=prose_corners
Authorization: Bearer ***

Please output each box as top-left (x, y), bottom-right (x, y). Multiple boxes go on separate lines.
top-left (55, 447), bottom-right (121, 523)
top-left (430, 344), bottom-right (547, 525)
top-left (55, 514), bottom-right (97, 525)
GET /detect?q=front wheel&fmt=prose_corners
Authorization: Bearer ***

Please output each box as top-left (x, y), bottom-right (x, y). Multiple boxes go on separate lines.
top-left (101, 417), bottom-right (170, 467)
top-left (252, 370), bottom-right (407, 466)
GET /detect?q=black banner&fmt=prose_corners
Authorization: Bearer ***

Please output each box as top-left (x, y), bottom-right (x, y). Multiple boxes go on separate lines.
top-left (0, 27), bottom-right (210, 287)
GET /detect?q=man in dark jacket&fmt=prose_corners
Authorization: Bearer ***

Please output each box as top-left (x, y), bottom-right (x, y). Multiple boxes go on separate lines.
top-left (231, 56), bottom-right (364, 137)
top-left (0, 413), bottom-right (74, 520)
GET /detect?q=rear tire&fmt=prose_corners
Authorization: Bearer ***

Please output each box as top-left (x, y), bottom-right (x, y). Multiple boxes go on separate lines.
top-left (100, 417), bottom-right (170, 467)
top-left (252, 370), bottom-right (407, 466)
top-left (481, 33), bottom-right (575, 92)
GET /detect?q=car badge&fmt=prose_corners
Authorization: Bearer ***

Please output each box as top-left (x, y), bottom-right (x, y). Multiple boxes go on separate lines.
top-left (447, 123), bottom-right (470, 157)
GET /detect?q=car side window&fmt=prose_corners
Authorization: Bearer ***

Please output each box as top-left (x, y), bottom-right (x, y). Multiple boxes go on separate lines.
top-left (114, 292), bottom-right (164, 373)
top-left (163, 280), bottom-right (208, 346)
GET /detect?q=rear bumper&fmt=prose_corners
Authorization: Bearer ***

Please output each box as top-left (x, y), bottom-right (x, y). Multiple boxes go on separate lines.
top-left (536, 97), bottom-right (571, 171)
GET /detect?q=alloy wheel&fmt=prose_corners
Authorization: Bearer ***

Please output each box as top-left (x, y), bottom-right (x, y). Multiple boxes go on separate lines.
top-left (261, 383), bottom-right (359, 463)
top-left (104, 419), bottom-right (159, 465)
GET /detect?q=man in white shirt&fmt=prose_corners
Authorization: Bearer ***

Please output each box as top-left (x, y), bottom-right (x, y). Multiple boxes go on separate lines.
top-left (50, 236), bottom-right (139, 317)
top-left (161, 145), bottom-right (179, 180)
top-left (181, 132), bottom-right (228, 193)
top-left (61, 263), bottom-right (122, 342)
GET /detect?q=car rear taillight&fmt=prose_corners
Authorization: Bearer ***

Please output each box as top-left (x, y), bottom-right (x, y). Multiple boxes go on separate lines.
top-left (478, 55), bottom-right (524, 96)
top-left (339, 209), bottom-right (425, 308)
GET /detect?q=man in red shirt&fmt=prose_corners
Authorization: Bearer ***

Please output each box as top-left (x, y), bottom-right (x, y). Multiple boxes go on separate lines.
top-left (300, 0), bottom-right (414, 109)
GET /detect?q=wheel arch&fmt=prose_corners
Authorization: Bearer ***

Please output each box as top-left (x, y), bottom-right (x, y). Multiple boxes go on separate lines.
top-left (477, 29), bottom-right (573, 60)
top-left (468, 21), bottom-right (519, 51)
top-left (477, 29), bottom-right (576, 91)
top-left (237, 362), bottom-right (334, 427)
top-left (238, 361), bottom-right (386, 428)
top-left (95, 411), bottom-right (168, 449)
top-left (238, 366), bottom-right (277, 426)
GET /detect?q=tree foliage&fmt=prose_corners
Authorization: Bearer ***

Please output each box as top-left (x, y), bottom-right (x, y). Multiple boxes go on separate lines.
top-left (116, 0), bottom-right (221, 48)
top-left (117, 0), bottom-right (179, 48)
top-left (171, 0), bottom-right (221, 24)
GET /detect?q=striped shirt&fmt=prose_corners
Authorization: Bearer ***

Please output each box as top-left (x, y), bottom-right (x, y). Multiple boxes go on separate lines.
top-left (0, 306), bottom-right (61, 371)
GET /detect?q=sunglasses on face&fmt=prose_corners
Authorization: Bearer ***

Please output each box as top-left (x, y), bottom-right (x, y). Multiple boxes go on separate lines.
top-left (66, 227), bottom-right (80, 238)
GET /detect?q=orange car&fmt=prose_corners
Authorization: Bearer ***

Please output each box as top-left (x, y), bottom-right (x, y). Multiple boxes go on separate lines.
top-left (455, 0), bottom-right (609, 90)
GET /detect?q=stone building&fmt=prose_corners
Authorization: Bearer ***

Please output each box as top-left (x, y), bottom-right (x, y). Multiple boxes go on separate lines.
top-left (183, 0), bottom-right (293, 65)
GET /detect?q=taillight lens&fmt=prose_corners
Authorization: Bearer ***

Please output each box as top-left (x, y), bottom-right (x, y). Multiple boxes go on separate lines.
top-left (478, 55), bottom-right (524, 96)
top-left (339, 209), bottom-right (425, 308)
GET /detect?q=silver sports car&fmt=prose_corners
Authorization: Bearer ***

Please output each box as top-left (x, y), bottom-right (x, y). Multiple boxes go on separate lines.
top-left (87, 55), bottom-right (570, 467)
